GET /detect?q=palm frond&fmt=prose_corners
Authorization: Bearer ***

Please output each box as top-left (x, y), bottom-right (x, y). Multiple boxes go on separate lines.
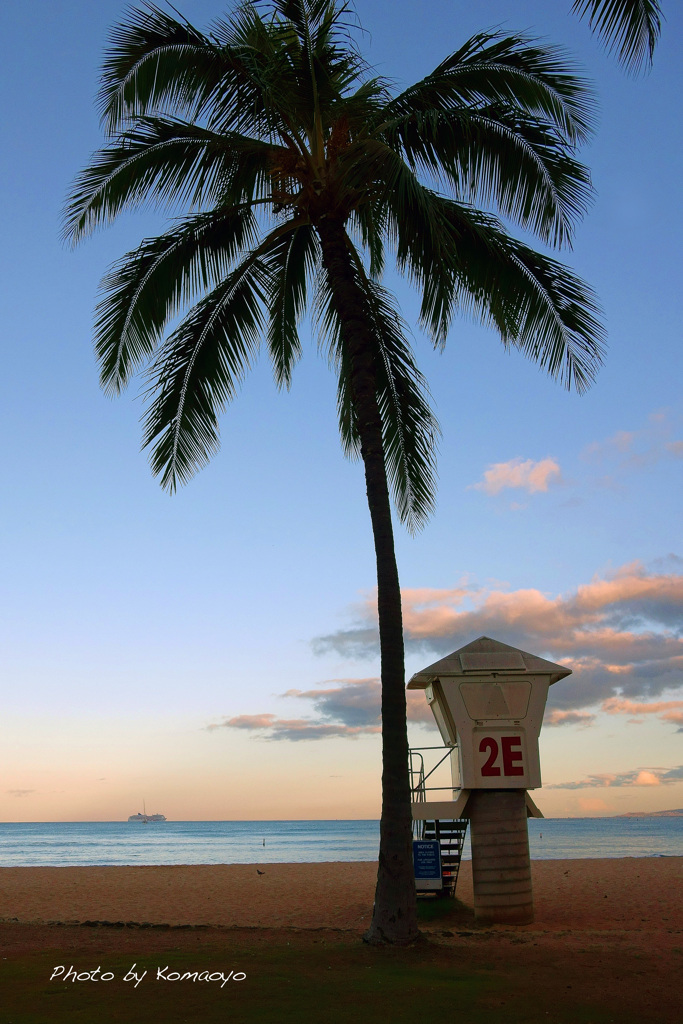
top-left (264, 222), bottom-right (321, 388)
top-left (95, 206), bottom-right (259, 394)
top-left (270, 0), bottom-right (337, 34)
top-left (207, 3), bottom-right (326, 144)
top-left (350, 202), bottom-right (386, 279)
top-left (142, 251), bottom-right (270, 491)
top-left (382, 31), bottom-right (595, 145)
top-left (381, 105), bottom-right (593, 246)
top-left (342, 142), bottom-right (465, 342)
top-left (63, 117), bottom-right (278, 243)
top-left (485, 233), bottom-right (606, 393)
top-left (99, 2), bottom-right (223, 130)
top-left (572, 0), bottom-right (662, 73)
top-left (355, 149), bottom-right (602, 380)
top-left (396, 192), bottom-right (606, 394)
top-left (101, 1), bottom-right (321, 149)
top-left (334, 77), bottom-right (391, 136)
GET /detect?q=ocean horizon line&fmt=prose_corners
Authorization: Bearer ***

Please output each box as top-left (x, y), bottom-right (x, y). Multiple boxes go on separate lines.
top-left (1, 818), bottom-right (680, 866)
top-left (2, 810), bottom-right (682, 825)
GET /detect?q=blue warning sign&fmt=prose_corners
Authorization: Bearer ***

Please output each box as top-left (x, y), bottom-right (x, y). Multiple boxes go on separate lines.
top-left (413, 840), bottom-right (442, 888)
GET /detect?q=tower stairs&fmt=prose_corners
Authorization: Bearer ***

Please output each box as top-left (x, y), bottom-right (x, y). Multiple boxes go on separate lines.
top-left (418, 817), bottom-right (469, 896)
top-left (410, 746), bottom-right (469, 897)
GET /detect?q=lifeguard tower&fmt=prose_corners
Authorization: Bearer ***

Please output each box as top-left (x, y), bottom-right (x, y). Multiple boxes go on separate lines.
top-left (408, 636), bottom-right (571, 923)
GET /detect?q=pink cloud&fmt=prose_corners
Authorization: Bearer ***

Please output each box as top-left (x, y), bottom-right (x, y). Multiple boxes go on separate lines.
top-left (601, 696), bottom-right (683, 729)
top-left (470, 456), bottom-right (561, 495)
top-left (548, 765), bottom-right (683, 789)
top-left (209, 714), bottom-right (277, 731)
top-left (578, 797), bottom-right (610, 812)
top-left (602, 697), bottom-right (683, 715)
top-left (583, 430), bottom-right (635, 459)
top-left (315, 560), bottom-right (683, 712)
top-left (208, 713), bottom-right (382, 741)
top-left (572, 561), bottom-right (683, 611)
top-left (545, 710), bottom-right (596, 727)
top-left (631, 771), bottom-right (662, 787)
top-left (581, 412), bottom-right (683, 471)
top-left (207, 677), bottom-right (435, 741)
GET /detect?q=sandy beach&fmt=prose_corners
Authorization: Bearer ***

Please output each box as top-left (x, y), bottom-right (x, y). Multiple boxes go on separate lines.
top-left (2, 859), bottom-right (681, 1023)
top-left (1, 857), bottom-right (681, 932)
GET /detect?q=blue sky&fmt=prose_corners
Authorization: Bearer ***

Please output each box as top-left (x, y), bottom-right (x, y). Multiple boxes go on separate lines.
top-left (1, 0), bottom-right (681, 821)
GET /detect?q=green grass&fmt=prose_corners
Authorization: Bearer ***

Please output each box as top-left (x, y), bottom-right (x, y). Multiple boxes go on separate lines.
top-left (4, 941), bottom-right (489, 1024)
top-left (0, 926), bottom-right (629, 1024)
top-left (416, 894), bottom-right (474, 925)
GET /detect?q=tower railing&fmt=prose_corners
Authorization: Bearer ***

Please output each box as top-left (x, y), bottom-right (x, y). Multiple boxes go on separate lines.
top-left (409, 744), bottom-right (460, 840)
top-left (409, 744), bottom-right (469, 895)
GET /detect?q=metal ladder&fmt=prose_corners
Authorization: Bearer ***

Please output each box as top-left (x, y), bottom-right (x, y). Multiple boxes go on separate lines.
top-left (421, 818), bottom-right (469, 896)
top-left (409, 746), bottom-right (469, 897)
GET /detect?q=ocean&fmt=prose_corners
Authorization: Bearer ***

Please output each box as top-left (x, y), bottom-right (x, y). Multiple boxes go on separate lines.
top-left (0, 817), bottom-right (681, 867)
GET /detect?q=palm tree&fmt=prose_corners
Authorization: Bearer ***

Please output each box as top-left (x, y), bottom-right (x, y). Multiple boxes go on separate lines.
top-left (571, 0), bottom-right (662, 72)
top-left (64, 0), bottom-right (604, 944)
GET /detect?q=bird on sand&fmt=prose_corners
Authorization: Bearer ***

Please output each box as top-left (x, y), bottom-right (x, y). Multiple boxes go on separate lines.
top-left (256, 869), bottom-right (265, 876)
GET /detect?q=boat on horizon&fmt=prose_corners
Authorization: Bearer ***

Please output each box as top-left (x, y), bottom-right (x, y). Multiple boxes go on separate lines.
top-left (128, 800), bottom-right (167, 823)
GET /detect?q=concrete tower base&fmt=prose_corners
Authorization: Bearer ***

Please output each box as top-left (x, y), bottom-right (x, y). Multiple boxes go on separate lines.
top-left (468, 788), bottom-right (534, 925)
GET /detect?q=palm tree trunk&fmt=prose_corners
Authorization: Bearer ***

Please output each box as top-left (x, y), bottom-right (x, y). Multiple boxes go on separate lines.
top-left (317, 217), bottom-right (418, 944)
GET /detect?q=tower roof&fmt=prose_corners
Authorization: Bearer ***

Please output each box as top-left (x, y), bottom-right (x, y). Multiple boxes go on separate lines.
top-left (407, 636), bottom-right (571, 688)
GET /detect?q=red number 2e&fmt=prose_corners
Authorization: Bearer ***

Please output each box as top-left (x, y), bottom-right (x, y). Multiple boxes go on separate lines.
top-left (478, 736), bottom-right (524, 777)
top-left (479, 737), bottom-right (500, 776)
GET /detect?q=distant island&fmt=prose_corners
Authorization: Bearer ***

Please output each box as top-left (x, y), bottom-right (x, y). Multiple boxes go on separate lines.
top-left (615, 809), bottom-right (683, 818)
